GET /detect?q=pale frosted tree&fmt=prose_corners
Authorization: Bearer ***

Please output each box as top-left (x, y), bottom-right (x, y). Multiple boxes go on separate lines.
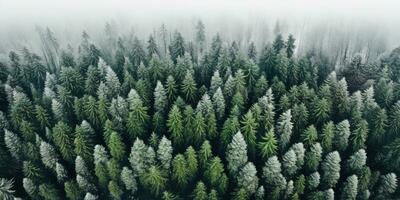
top-left (307, 172), bottom-right (320, 190)
top-left (196, 93), bottom-right (214, 117)
top-left (109, 96), bottom-right (128, 122)
top-left (93, 145), bottom-right (109, 164)
top-left (290, 142), bottom-right (305, 168)
top-left (210, 70), bottom-right (223, 95)
top-left (40, 141), bottom-right (59, 170)
top-left (347, 149), bottom-right (366, 173)
top-left (76, 174), bottom-right (96, 193)
top-left (84, 192), bottom-right (98, 200)
top-left (277, 109), bottom-right (293, 151)
top-left (121, 167), bottom-right (137, 193)
top-left (325, 188), bottom-right (335, 200)
top-left (263, 156), bottom-right (286, 189)
top-left (56, 162), bottom-right (68, 182)
top-left (340, 175), bottom-right (358, 200)
top-left (226, 131), bottom-right (248, 175)
top-left (51, 99), bottom-right (64, 120)
top-left (105, 66), bottom-right (121, 97)
top-left (212, 87), bottom-right (225, 119)
top-left (282, 149), bottom-right (298, 177)
top-left (255, 186), bottom-right (265, 200)
top-left (334, 120), bottom-right (350, 152)
top-left (154, 81), bottom-right (167, 113)
top-left (145, 146), bottom-right (156, 167)
top-left (237, 162), bottom-right (259, 195)
top-left (23, 178), bottom-right (38, 199)
top-left (129, 138), bottom-right (147, 175)
top-left (0, 178), bottom-right (15, 200)
top-left (157, 136), bottom-right (173, 171)
top-left (321, 151), bottom-right (341, 188)
top-left (4, 129), bottom-right (22, 160)
top-left (76, 156), bottom-right (91, 178)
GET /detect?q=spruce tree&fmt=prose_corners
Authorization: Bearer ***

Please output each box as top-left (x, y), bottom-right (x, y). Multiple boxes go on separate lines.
top-left (321, 151), bottom-right (341, 188)
top-left (226, 132), bottom-right (248, 175)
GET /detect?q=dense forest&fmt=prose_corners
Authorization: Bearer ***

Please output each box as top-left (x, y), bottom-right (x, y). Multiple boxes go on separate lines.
top-left (0, 20), bottom-right (400, 200)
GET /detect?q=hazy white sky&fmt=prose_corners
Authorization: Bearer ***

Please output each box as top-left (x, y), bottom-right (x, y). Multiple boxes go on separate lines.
top-left (1, 0), bottom-right (400, 25)
top-left (1, 0), bottom-right (400, 54)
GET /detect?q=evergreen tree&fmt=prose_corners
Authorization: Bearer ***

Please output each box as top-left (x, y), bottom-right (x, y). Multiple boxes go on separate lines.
top-left (321, 151), bottom-right (341, 188)
top-left (237, 162), bottom-right (259, 195)
top-left (226, 132), bottom-right (248, 175)
top-left (340, 175), bottom-right (358, 200)
top-left (277, 109), bottom-right (293, 151)
top-left (181, 71), bottom-right (197, 103)
top-left (240, 110), bottom-right (258, 156)
top-left (167, 105), bottom-right (184, 146)
top-left (157, 136), bottom-right (173, 171)
top-left (108, 132), bottom-right (126, 162)
top-left (0, 178), bottom-right (15, 200)
top-left (140, 165), bottom-right (167, 196)
top-left (334, 120), bottom-right (351, 152)
top-left (258, 128), bottom-right (278, 159)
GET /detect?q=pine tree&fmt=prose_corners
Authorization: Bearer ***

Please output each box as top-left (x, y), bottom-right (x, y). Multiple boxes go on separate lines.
top-left (0, 178), bottom-right (15, 200)
top-left (377, 173), bottom-right (397, 198)
top-left (193, 181), bottom-right (207, 200)
top-left (237, 162), bottom-right (259, 195)
top-left (258, 128), bottom-right (278, 159)
top-left (167, 105), bottom-right (184, 146)
top-left (240, 110), bottom-right (258, 157)
top-left (301, 125), bottom-right (318, 148)
top-left (157, 136), bottom-right (173, 171)
top-left (305, 143), bottom-right (322, 172)
top-left (40, 141), bottom-right (59, 170)
top-left (321, 121), bottom-right (335, 152)
top-left (140, 165), bottom-right (167, 196)
top-left (282, 149), bottom-right (298, 177)
top-left (227, 132), bottom-right (248, 175)
top-left (347, 149), bottom-right (366, 173)
top-left (4, 129), bottom-right (22, 160)
top-left (121, 167), bottom-right (137, 194)
top-left (181, 71), bottom-right (197, 103)
top-left (166, 75), bottom-right (177, 102)
top-left (340, 175), bottom-right (358, 200)
top-left (307, 172), bottom-right (320, 190)
top-left (334, 120), bottom-right (350, 152)
top-left (277, 109), bottom-right (293, 151)
top-left (154, 81), bottom-right (167, 113)
top-left (169, 31), bottom-right (185, 63)
top-left (286, 34), bottom-right (295, 58)
top-left (172, 154), bottom-right (189, 188)
top-left (321, 151), bottom-right (341, 188)
top-left (64, 181), bottom-right (83, 200)
top-left (108, 132), bottom-right (126, 162)
top-left (204, 156), bottom-right (228, 194)
top-left (23, 178), bottom-right (38, 199)
top-left (129, 138), bottom-right (147, 175)
top-left (93, 145), bottom-right (109, 189)
top-left (185, 146), bottom-right (199, 180)
top-left (350, 120), bottom-right (368, 151)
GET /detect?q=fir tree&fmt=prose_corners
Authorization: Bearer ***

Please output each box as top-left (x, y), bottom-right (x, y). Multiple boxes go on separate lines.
top-left (321, 151), bottom-right (341, 188)
top-left (258, 128), bottom-right (278, 159)
top-left (226, 132), bottom-right (248, 175)
top-left (157, 136), bottom-right (173, 171)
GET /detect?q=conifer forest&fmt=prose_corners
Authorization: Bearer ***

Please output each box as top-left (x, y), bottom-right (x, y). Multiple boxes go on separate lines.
top-left (1, 1), bottom-right (400, 199)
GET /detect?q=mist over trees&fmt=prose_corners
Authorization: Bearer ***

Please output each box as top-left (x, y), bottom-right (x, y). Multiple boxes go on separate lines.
top-left (0, 18), bottom-right (400, 199)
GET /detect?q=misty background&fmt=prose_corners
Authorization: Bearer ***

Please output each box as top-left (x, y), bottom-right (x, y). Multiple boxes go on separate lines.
top-left (1, 0), bottom-right (400, 68)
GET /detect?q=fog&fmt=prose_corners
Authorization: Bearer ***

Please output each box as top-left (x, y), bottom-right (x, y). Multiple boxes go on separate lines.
top-left (1, 0), bottom-right (400, 64)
